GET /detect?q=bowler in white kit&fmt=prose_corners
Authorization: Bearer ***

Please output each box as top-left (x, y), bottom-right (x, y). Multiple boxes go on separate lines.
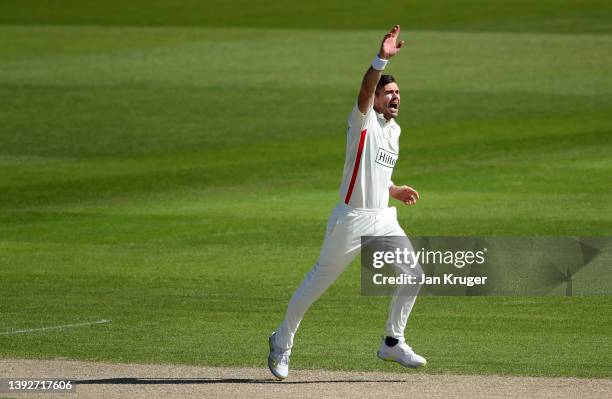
top-left (268, 25), bottom-right (426, 379)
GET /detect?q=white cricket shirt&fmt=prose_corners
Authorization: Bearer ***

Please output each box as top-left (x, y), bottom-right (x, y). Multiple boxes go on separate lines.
top-left (338, 103), bottom-right (401, 209)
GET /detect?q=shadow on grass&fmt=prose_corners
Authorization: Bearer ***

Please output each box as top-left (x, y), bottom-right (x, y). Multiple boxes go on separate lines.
top-left (76, 377), bottom-right (406, 385)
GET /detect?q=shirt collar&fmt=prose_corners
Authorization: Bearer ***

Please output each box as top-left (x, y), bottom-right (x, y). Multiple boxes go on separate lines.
top-left (376, 111), bottom-right (391, 125)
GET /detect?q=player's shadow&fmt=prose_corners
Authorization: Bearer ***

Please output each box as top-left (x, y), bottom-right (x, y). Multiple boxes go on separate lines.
top-left (76, 377), bottom-right (406, 385)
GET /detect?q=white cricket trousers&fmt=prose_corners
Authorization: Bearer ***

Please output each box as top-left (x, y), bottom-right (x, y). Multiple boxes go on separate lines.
top-left (275, 202), bottom-right (423, 351)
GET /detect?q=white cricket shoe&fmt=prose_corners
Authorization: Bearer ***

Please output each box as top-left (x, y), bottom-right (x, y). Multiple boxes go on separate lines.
top-left (268, 332), bottom-right (290, 380)
top-left (377, 336), bottom-right (427, 368)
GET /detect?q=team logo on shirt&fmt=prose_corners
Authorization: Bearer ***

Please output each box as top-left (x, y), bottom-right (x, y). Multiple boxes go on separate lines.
top-left (375, 148), bottom-right (398, 168)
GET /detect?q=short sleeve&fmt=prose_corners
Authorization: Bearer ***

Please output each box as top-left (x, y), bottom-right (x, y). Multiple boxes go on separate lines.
top-left (348, 102), bottom-right (373, 131)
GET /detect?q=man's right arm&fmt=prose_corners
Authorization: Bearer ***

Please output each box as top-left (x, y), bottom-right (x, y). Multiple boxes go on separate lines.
top-left (357, 67), bottom-right (383, 114)
top-left (357, 25), bottom-right (405, 114)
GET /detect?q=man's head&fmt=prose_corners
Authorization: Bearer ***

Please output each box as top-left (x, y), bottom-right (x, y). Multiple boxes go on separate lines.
top-left (373, 75), bottom-right (400, 120)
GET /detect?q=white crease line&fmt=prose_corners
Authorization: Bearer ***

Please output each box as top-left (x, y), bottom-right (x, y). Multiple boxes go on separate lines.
top-left (0, 319), bottom-right (112, 335)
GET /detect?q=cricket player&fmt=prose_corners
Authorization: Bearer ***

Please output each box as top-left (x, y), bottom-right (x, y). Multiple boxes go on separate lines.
top-left (268, 25), bottom-right (426, 380)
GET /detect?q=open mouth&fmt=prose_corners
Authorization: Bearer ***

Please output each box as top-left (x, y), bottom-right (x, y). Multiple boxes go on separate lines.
top-left (389, 103), bottom-right (399, 111)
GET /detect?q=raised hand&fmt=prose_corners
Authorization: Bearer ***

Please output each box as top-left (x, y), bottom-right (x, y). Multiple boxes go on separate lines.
top-left (379, 25), bottom-right (405, 60)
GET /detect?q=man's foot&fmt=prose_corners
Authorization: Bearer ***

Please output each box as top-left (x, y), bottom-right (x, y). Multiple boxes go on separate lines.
top-left (377, 336), bottom-right (427, 368)
top-left (268, 332), bottom-right (290, 380)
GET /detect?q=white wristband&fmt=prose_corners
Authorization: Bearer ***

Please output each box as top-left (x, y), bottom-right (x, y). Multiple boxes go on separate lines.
top-left (372, 55), bottom-right (388, 71)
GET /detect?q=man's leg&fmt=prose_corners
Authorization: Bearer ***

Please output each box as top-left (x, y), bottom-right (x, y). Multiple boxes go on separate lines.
top-left (368, 212), bottom-right (427, 367)
top-left (375, 212), bottom-right (426, 367)
top-left (378, 260), bottom-right (426, 367)
top-left (373, 209), bottom-right (422, 338)
top-left (274, 209), bottom-right (363, 351)
top-left (385, 238), bottom-right (423, 339)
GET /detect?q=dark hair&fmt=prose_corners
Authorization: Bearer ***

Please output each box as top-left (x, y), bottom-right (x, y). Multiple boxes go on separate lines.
top-left (375, 74), bottom-right (397, 95)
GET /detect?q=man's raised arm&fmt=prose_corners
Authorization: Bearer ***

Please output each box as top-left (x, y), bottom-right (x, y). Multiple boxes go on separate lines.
top-left (357, 25), bottom-right (405, 113)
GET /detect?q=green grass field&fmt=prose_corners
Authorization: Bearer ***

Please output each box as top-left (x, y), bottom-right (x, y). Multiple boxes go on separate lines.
top-left (1, 2), bottom-right (611, 379)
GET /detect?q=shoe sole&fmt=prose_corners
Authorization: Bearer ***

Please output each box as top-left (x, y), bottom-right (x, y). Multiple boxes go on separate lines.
top-left (377, 351), bottom-right (427, 368)
top-left (268, 335), bottom-right (288, 380)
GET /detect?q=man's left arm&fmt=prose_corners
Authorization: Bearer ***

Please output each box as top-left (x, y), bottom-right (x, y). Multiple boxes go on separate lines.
top-left (390, 184), bottom-right (419, 206)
